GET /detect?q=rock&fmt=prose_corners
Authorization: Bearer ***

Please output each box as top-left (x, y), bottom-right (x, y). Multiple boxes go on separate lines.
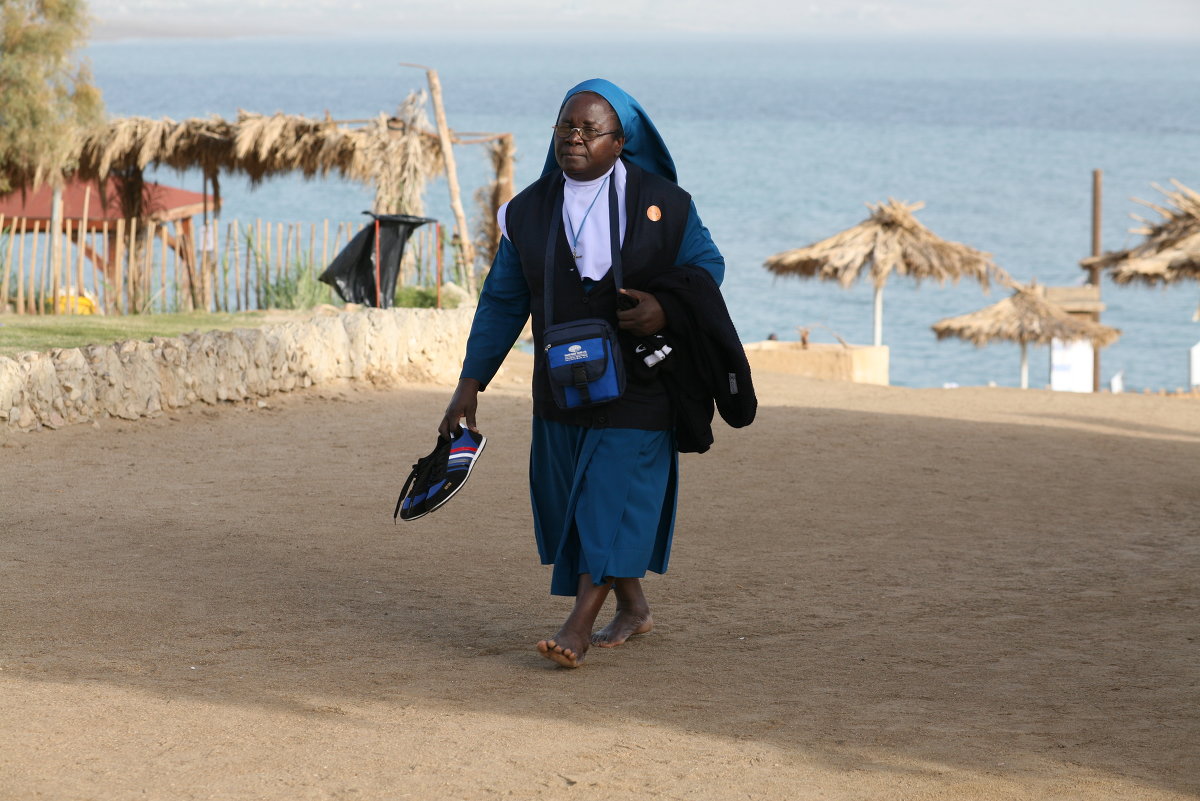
top-left (439, 281), bottom-right (474, 309)
top-left (3, 307), bottom-right (472, 432)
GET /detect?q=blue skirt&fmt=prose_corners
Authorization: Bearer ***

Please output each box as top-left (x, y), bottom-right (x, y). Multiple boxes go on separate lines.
top-left (529, 417), bottom-right (678, 596)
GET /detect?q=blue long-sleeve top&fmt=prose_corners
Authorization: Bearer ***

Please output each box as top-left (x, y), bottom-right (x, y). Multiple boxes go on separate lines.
top-left (460, 199), bottom-right (724, 389)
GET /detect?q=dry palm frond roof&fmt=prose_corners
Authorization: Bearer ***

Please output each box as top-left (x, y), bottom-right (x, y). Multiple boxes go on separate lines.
top-left (764, 198), bottom-right (1007, 289)
top-left (74, 109), bottom-right (444, 187)
top-left (932, 281), bottom-right (1120, 347)
top-left (1084, 180), bottom-right (1200, 286)
top-left (77, 116), bottom-right (178, 177)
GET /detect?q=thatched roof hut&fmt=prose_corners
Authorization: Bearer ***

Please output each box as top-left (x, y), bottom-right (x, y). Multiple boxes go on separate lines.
top-left (71, 95), bottom-right (449, 225)
top-left (932, 281), bottom-right (1120, 388)
top-left (764, 199), bottom-right (1006, 346)
top-left (1083, 180), bottom-right (1200, 286)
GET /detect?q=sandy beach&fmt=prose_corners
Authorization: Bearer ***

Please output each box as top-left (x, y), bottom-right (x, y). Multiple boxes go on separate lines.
top-left (1, 353), bottom-right (1197, 800)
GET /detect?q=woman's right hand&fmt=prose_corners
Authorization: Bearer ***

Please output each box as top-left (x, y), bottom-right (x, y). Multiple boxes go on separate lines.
top-left (438, 378), bottom-right (482, 439)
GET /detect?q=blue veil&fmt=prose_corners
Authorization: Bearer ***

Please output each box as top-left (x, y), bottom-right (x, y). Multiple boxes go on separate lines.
top-left (541, 79), bottom-right (677, 184)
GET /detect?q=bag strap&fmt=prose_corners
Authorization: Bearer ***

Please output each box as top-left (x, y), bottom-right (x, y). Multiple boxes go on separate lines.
top-left (544, 169), bottom-right (623, 327)
top-left (571, 364), bottom-right (592, 405)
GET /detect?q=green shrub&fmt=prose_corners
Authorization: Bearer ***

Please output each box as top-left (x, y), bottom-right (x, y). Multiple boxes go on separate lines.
top-left (267, 258), bottom-right (336, 310)
top-left (393, 285), bottom-right (439, 308)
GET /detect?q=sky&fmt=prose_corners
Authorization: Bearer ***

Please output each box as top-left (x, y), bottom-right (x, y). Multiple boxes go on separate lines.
top-left (88, 0), bottom-right (1200, 41)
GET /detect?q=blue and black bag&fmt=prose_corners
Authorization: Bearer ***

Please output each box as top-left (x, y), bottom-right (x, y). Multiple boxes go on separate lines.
top-left (543, 318), bottom-right (625, 409)
top-left (541, 179), bottom-right (627, 411)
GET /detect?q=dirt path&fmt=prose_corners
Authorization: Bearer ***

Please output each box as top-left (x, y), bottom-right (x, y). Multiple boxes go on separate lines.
top-left (2, 358), bottom-right (1197, 800)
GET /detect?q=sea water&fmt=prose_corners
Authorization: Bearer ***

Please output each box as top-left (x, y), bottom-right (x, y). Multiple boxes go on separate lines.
top-left (87, 36), bottom-right (1200, 390)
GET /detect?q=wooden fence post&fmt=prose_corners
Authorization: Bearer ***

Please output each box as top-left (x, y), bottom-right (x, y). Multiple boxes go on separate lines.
top-left (0, 214), bottom-right (9, 310)
top-left (78, 186), bottom-right (90, 309)
top-left (63, 219), bottom-right (74, 313)
top-left (322, 219), bottom-right (329, 270)
top-left (16, 217), bottom-right (27, 315)
top-left (33, 221), bottom-right (46, 315)
top-left (99, 220), bottom-right (109, 314)
top-left (142, 221), bottom-right (156, 314)
top-left (232, 220), bottom-right (242, 312)
top-left (263, 221), bottom-right (272, 309)
top-left (126, 217), bottom-right (137, 314)
top-left (165, 223), bottom-right (174, 313)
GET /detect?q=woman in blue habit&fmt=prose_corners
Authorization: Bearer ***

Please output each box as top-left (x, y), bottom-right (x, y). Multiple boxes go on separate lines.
top-left (438, 79), bottom-right (726, 668)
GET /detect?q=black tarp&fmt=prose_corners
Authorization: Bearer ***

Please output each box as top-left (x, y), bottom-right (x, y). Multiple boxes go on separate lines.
top-left (319, 213), bottom-right (435, 308)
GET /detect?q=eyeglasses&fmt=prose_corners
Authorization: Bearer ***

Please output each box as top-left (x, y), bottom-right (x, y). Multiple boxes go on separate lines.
top-left (551, 124), bottom-right (620, 142)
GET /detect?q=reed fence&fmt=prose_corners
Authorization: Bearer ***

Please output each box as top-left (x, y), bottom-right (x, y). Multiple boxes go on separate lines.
top-left (0, 215), bottom-right (458, 315)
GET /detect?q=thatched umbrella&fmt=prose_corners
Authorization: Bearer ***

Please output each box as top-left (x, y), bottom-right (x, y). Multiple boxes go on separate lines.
top-left (1083, 180), bottom-right (1200, 299)
top-left (932, 281), bottom-right (1121, 389)
top-left (765, 199), bottom-right (1004, 346)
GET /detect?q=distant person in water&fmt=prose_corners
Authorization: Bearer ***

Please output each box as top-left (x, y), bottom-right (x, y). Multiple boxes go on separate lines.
top-left (439, 79), bottom-right (737, 668)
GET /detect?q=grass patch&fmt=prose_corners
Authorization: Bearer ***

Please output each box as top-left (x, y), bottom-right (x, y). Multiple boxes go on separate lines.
top-left (0, 310), bottom-right (315, 358)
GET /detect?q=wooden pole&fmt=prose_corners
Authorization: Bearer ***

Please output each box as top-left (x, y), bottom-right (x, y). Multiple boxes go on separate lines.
top-left (258, 221), bottom-right (266, 309)
top-left (78, 185), bottom-right (91, 308)
top-left (63, 219), bottom-right (73, 313)
top-left (220, 222), bottom-right (232, 312)
top-left (437, 223), bottom-right (445, 290)
top-left (283, 222), bottom-right (292, 282)
top-left (34, 221), bottom-right (47, 318)
top-left (232, 220), bottom-right (242, 312)
top-left (308, 222), bottom-right (316, 275)
top-left (872, 284), bottom-right (883, 347)
top-left (50, 219), bottom-right (62, 314)
top-left (436, 224), bottom-right (445, 308)
top-left (1020, 342), bottom-right (1029, 390)
top-left (99, 220), bottom-right (109, 314)
top-left (0, 214), bottom-right (8, 311)
top-left (178, 218), bottom-right (195, 311)
top-left (49, 187), bottom-right (63, 313)
top-left (126, 217), bottom-right (137, 314)
top-left (16, 217), bottom-right (27, 315)
top-left (248, 220), bottom-right (257, 310)
top-left (322, 218), bottom-right (329, 269)
top-left (114, 219), bottom-right (125, 315)
top-left (167, 224), bottom-right (176, 313)
top-left (142, 221), bottom-right (156, 314)
top-left (264, 221), bottom-right (274, 308)
top-left (1090, 168), bottom-right (1103, 392)
top-left (277, 221), bottom-right (285, 298)
top-left (402, 64), bottom-right (478, 290)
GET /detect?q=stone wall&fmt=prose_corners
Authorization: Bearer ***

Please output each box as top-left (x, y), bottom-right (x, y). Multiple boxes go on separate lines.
top-left (0, 307), bottom-right (474, 431)
top-left (744, 341), bottom-right (890, 386)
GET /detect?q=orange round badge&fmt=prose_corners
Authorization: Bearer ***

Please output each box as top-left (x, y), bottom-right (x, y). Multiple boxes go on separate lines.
top-left (646, 205), bottom-right (662, 222)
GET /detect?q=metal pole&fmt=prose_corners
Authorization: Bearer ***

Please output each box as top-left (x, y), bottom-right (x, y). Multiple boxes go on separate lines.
top-left (374, 219), bottom-right (382, 308)
top-left (1090, 169), bottom-right (1102, 392)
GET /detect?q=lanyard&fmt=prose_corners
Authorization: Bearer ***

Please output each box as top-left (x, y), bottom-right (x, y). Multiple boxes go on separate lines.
top-left (563, 174), bottom-right (609, 260)
top-left (544, 173), bottom-right (623, 327)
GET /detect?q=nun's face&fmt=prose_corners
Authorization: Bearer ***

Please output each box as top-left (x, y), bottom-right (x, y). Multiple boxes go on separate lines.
top-left (554, 92), bottom-right (624, 181)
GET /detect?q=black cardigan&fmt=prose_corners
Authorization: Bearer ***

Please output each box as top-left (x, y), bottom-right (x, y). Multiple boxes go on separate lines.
top-left (648, 265), bottom-right (757, 453)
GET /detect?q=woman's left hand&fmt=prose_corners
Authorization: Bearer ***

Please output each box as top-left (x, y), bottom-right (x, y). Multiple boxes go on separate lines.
top-left (617, 288), bottom-right (666, 337)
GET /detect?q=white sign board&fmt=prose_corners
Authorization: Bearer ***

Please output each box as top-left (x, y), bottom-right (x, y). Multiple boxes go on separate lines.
top-left (1050, 339), bottom-right (1094, 393)
top-left (1191, 341), bottom-right (1200, 389)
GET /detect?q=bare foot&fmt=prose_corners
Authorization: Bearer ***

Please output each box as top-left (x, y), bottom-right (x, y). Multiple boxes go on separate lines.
top-left (592, 609), bottom-right (654, 647)
top-left (537, 630), bottom-right (589, 668)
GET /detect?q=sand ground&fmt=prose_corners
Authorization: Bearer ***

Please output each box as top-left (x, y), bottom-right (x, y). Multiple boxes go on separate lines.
top-left (1, 354), bottom-right (1198, 800)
